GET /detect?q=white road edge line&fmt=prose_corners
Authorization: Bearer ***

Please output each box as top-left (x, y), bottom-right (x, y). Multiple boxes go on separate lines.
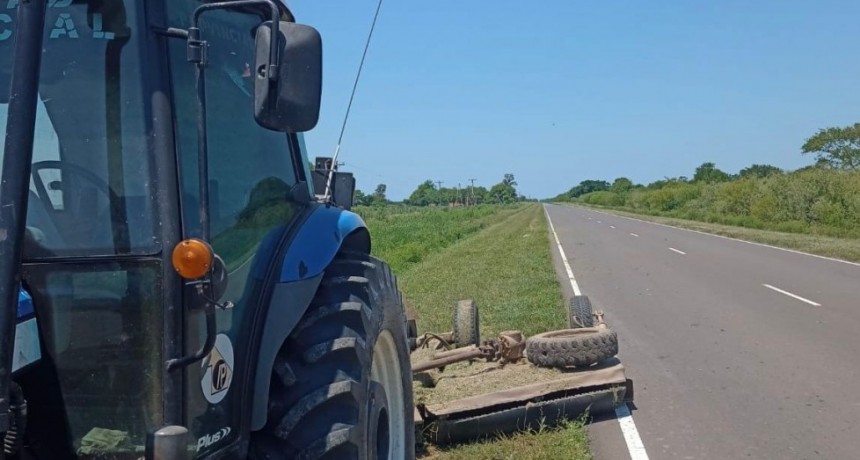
top-left (669, 247), bottom-right (686, 255)
top-left (616, 402), bottom-right (651, 460)
top-left (543, 205), bottom-right (581, 296)
top-left (762, 284), bottom-right (821, 307)
top-left (630, 233), bottom-right (639, 237)
top-left (543, 205), bottom-right (650, 460)
top-left (584, 207), bottom-right (860, 268)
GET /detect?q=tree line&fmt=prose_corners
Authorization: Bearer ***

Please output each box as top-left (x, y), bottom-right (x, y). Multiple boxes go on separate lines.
top-left (552, 161), bottom-right (786, 202)
top-left (552, 122), bottom-right (860, 238)
top-left (355, 173), bottom-right (532, 206)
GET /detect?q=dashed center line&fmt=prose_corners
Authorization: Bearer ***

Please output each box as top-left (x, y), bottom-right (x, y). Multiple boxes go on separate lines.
top-left (630, 233), bottom-right (639, 237)
top-left (668, 247), bottom-right (686, 255)
top-left (609, 225), bottom-right (616, 229)
top-left (762, 284), bottom-right (821, 307)
top-left (585, 206), bottom-right (860, 268)
top-left (597, 220), bottom-right (602, 224)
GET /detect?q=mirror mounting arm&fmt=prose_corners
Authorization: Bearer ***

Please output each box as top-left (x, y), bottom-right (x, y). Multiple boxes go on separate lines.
top-left (186, 27), bottom-right (206, 66)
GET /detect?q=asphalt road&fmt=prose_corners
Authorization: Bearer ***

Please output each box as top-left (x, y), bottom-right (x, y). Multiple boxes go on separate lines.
top-left (544, 204), bottom-right (860, 460)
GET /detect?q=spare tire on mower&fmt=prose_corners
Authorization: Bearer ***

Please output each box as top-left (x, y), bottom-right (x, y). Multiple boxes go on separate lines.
top-left (452, 299), bottom-right (480, 348)
top-left (568, 295), bottom-right (594, 328)
top-left (526, 328), bottom-right (618, 368)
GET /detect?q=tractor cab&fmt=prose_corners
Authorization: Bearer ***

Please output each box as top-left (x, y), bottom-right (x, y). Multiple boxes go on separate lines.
top-left (0, 1), bottom-right (351, 458)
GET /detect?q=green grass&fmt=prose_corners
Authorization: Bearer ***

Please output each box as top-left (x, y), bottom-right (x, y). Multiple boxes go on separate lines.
top-left (394, 204), bottom-right (567, 338)
top-left (360, 203), bottom-right (589, 458)
top-left (574, 203), bottom-right (860, 262)
top-left (356, 204), bottom-right (522, 274)
top-left (424, 418), bottom-right (591, 460)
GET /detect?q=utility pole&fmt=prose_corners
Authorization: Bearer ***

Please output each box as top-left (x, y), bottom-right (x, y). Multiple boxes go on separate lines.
top-left (436, 180), bottom-right (444, 206)
top-left (468, 178), bottom-right (476, 206)
top-left (457, 183), bottom-right (462, 207)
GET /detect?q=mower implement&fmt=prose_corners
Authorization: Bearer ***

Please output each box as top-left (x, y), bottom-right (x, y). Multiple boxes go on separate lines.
top-left (411, 300), bottom-right (633, 446)
top-left (417, 360), bottom-right (632, 445)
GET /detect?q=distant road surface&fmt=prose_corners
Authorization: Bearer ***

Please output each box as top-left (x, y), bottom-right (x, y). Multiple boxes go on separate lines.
top-left (544, 204), bottom-right (860, 460)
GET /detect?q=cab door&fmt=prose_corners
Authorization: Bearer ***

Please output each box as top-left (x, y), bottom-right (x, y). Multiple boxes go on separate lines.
top-left (164, 2), bottom-right (308, 456)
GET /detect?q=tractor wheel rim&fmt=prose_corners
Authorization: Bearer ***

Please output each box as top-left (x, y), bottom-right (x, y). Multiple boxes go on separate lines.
top-left (371, 330), bottom-right (405, 460)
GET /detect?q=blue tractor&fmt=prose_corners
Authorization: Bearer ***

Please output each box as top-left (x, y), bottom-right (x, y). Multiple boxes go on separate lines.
top-left (0, 1), bottom-right (414, 458)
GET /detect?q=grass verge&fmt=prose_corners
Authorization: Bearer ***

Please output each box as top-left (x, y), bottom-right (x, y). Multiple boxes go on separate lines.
top-left (425, 418), bottom-right (591, 460)
top-left (365, 203), bottom-right (589, 459)
top-left (396, 204), bottom-right (566, 338)
top-left (357, 205), bottom-right (522, 274)
top-left (573, 203), bottom-right (860, 262)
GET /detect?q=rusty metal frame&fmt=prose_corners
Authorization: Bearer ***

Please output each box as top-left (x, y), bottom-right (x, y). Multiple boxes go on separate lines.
top-left (412, 331), bottom-right (526, 374)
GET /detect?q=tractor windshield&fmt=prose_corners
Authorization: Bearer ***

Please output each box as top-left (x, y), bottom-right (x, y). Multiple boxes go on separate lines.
top-left (0, 2), bottom-right (164, 458)
top-left (0, 1), bottom-right (157, 258)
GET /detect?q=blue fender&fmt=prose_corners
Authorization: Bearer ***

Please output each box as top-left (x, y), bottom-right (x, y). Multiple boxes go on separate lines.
top-left (279, 205), bottom-right (369, 282)
top-left (250, 204), bottom-right (370, 430)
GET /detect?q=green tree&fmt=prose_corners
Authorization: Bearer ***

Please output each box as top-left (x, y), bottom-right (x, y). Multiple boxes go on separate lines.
top-left (406, 180), bottom-right (437, 206)
top-left (693, 162), bottom-right (731, 183)
top-left (471, 186), bottom-right (489, 205)
top-left (354, 189), bottom-right (373, 206)
top-left (610, 177), bottom-right (633, 194)
top-left (802, 123), bottom-right (860, 170)
top-left (371, 183), bottom-right (388, 206)
top-left (488, 184), bottom-right (511, 203)
top-left (437, 187), bottom-right (455, 205)
top-left (490, 174), bottom-right (518, 203)
top-left (739, 164), bottom-right (782, 179)
top-left (566, 180), bottom-right (610, 198)
top-left (647, 176), bottom-right (688, 189)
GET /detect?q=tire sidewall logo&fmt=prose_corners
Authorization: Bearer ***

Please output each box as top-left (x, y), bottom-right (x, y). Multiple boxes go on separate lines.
top-left (201, 333), bottom-right (234, 405)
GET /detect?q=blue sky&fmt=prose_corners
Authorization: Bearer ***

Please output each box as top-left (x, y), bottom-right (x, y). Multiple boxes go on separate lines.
top-left (292, 1), bottom-right (860, 200)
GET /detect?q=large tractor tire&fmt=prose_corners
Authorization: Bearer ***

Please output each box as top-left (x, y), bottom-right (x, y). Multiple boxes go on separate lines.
top-left (252, 251), bottom-right (414, 460)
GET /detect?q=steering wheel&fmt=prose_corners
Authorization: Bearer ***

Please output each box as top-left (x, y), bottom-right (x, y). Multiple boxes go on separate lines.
top-left (31, 160), bottom-right (123, 248)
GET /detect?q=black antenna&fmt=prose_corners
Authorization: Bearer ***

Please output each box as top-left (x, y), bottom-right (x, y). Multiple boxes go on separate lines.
top-left (324, 0), bottom-right (384, 201)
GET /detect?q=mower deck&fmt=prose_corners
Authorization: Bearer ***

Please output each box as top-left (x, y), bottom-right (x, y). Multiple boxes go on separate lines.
top-left (413, 356), bottom-right (631, 445)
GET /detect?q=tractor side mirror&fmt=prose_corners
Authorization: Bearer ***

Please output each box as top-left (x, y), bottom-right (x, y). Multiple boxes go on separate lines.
top-left (254, 21), bottom-right (322, 133)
